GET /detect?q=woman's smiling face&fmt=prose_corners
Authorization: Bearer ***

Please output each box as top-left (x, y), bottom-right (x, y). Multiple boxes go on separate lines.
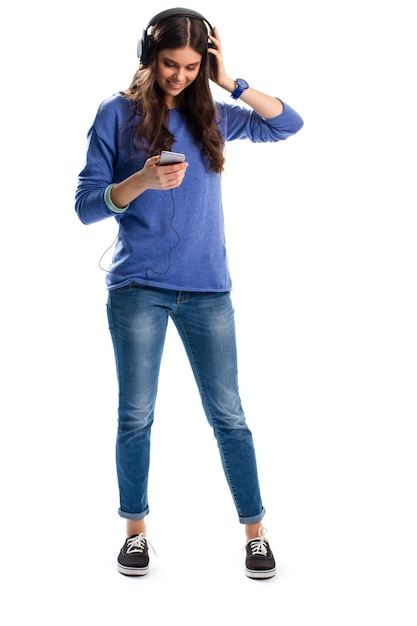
top-left (155, 46), bottom-right (202, 107)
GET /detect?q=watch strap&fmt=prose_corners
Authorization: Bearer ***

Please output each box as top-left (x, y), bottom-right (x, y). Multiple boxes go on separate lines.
top-left (231, 78), bottom-right (249, 100)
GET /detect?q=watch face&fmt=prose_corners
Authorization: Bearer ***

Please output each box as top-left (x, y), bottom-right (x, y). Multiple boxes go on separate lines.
top-left (236, 78), bottom-right (249, 89)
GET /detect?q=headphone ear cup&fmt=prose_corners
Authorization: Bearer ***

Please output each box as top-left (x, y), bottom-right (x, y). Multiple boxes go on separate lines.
top-left (137, 30), bottom-right (145, 60)
top-left (207, 34), bottom-right (217, 78)
top-left (137, 28), bottom-right (153, 64)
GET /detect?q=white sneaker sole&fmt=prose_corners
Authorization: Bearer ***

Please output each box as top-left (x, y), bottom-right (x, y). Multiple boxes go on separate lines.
top-left (245, 566), bottom-right (276, 579)
top-left (117, 562), bottom-right (149, 576)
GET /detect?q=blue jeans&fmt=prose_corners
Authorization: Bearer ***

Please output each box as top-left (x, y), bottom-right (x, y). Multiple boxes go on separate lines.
top-left (107, 285), bottom-right (265, 525)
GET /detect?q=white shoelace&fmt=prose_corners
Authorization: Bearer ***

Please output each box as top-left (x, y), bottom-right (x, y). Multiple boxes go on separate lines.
top-left (126, 533), bottom-right (157, 557)
top-left (246, 526), bottom-right (269, 556)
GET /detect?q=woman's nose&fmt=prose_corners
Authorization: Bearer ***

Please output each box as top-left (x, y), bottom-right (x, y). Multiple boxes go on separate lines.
top-left (173, 68), bottom-right (185, 81)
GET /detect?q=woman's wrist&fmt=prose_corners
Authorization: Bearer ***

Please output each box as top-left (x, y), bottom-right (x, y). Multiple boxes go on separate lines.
top-left (220, 77), bottom-right (238, 94)
top-left (104, 184), bottom-right (129, 214)
top-left (106, 171), bottom-right (149, 212)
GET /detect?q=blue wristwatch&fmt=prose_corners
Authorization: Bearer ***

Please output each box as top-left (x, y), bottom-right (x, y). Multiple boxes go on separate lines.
top-left (231, 78), bottom-right (249, 100)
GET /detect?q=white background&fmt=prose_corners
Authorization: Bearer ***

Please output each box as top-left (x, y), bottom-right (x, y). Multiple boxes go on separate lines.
top-left (1, 0), bottom-right (416, 624)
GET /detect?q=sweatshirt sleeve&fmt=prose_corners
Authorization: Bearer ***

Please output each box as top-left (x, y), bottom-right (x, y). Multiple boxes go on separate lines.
top-left (75, 97), bottom-right (126, 225)
top-left (218, 99), bottom-right (304, 143)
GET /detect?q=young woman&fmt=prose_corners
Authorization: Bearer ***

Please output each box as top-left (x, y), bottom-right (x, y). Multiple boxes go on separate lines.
top-left (75, 8), bottom-right (303, 579)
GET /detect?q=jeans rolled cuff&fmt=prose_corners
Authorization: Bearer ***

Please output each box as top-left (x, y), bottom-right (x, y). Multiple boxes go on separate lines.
top-left (238, 507), bottom-right (265, 525)
top-left (118, 506), bottom-right (149, 521)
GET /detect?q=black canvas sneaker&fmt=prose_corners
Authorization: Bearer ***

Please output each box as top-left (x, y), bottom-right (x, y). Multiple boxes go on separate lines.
top-left (245, 527), bottom-right (276, 579)
top-left (117, 533), bottom-right (150, 576)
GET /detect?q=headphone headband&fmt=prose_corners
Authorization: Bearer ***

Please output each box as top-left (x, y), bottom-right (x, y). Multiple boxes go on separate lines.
top-left (145, 8), bottom-right (213, 31)
top-left (137, 7), bottom-right (214, 63)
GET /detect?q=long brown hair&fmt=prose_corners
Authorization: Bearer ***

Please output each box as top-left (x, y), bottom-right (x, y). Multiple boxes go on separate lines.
top-left (121, 15), bottom-right (225, 173)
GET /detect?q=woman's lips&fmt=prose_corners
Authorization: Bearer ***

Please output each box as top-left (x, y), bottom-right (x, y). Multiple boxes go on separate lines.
top-left (168, 81), bottom-right (185, 90)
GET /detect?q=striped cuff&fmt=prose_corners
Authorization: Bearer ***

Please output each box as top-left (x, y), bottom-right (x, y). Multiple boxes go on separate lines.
top-left (104, 184), bottom-right (129, 214)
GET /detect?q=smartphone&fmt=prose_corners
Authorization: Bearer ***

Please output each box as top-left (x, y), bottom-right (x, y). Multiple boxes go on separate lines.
top-left (159, 150), bottom-right (186, 166)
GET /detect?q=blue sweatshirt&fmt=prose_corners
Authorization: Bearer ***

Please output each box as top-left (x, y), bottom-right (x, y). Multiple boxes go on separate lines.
top-left (75, 94), bottom-right (303, 291)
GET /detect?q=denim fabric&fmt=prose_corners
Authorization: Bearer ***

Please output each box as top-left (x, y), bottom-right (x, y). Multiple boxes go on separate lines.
top-left (107, 285), bottom-right (265, 524)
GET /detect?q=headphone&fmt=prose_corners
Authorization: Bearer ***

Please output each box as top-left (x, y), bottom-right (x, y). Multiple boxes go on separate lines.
top-left (137, 7), bottom-right (215, 65)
